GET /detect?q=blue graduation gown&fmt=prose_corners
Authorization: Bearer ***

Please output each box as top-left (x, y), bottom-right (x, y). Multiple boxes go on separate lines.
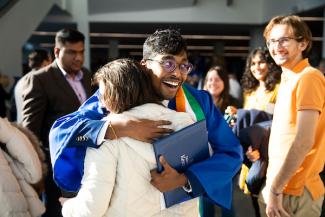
top-left (49, 84), bottom-right (243, 209)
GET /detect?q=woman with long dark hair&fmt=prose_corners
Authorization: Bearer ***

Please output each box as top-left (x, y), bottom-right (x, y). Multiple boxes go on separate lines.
top-left (241, 47), bottom-right (281, 112)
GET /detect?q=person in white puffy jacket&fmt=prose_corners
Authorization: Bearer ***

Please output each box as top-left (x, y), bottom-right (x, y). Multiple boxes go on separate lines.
top-left (61, 58), bottom-right (198, 217)
top-left (0, 117), bottom-right (45, 217)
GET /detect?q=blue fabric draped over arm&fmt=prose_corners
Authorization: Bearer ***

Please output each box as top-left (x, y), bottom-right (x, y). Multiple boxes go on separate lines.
top-left (49, 90), bottom-right (107, 192)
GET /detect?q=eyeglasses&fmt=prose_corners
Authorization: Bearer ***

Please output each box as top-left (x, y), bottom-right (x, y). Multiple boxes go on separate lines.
top-left (145, 58), bottom-right (193, 75)
top-left (266, 37), bottom-right (301, 48)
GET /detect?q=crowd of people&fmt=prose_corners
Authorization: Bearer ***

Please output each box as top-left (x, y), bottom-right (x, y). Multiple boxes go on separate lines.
top-left (0, 14), bottom-right (324, 217)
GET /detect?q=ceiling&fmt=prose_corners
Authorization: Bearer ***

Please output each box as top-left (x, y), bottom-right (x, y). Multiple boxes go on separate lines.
top-left (88, 0), bottom-right (196, 14)
top-left (26, 4), bottom-right (324, 75)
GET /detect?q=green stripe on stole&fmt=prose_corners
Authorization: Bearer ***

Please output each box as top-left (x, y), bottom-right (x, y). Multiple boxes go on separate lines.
top-left (182, 86), bottom-right (205, 121)
top-left (182, 86), bottom-right (206, 217)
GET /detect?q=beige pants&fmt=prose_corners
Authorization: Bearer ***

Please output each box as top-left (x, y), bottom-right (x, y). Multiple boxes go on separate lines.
top-left (258, 187), bottom-right (323, 217)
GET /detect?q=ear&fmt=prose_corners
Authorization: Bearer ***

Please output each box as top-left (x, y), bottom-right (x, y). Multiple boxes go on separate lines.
top-left (141, 59), bottom-right (152, 70)
top-left (140, 59), bottom-right (146, 66)
top-left (54, 47), bottom-right (60, 59)
top-left (299, 40), bottom-right (308, 52)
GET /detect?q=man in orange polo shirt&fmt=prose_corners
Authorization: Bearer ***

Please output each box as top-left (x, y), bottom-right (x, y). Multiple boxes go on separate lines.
top-left (258, 15), bottom-right (325, 217)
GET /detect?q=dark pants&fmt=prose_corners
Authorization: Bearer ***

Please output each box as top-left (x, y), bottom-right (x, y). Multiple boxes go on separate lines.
top-left (200, 197), bottom-right (215, 217)
top-left (200, 197), bottom-right (236, 217)
top-left (42, 156), bottom-right (62, 217)
top-left (251, 196), bottom-right (261, 217)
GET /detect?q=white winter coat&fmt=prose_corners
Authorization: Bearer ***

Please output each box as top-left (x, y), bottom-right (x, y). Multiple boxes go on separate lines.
top-left (62, 103), bottom-right (199, 217)
top-left (0, 118), bottom-right (45, 217)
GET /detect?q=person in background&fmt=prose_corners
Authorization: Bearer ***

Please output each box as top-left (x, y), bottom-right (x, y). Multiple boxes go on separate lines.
top-left (0, 117), bottom-right (45, 217)
top-left (225, 47), bottom-right (281, 217)
top-left (240, 47), bottom-right (281, 113)
top-left (14, 49), bottom-right (52, 123)
top-left (226, 47), bottom-right (281, 166)
top-left (259, 15), bottom-right (325, 217)
top-left (21, 28), bottom-right (93, 217)
top-left (203, 65), bottom-right (242, 217)
top-left (27, 49), bottom-right (53, 73)
top-left (210, 55), bottom-right (243, 104)
top-left (204, 66), bottom-right (241, 113)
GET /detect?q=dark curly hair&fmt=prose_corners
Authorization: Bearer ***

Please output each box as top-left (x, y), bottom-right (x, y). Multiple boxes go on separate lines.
top-left (241, 47), bottom-right (281, 94)
top-left (143, 29), bottom-right (187, 59)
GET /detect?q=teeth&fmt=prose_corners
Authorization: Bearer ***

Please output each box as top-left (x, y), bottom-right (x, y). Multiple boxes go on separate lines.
top-left (164, 81), bottom-right (179, 87)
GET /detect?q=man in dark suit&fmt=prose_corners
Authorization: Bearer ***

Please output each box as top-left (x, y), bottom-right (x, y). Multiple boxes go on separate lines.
top-left (21, 28), bottom-right (92, 217)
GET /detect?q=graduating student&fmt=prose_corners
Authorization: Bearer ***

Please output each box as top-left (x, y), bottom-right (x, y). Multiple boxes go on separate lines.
top-left (61, 58), bottom-right (200, 216)
top-left (50, 29), bottom-right (243, 213)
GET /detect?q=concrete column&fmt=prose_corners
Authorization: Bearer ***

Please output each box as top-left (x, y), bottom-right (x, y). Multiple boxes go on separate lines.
top-left (249, 27), bottom-right (265, 51)
top-left (108, 40), bottom-right (119, 60)
top-left (67, 0), bottom-right (90, 69)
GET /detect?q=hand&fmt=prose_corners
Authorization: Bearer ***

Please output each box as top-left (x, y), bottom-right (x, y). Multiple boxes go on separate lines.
top-left (225, 106), bottom-right (237, 116)
top-left (59, 197), bottom-right (69, 206)
top-left (246, 146), bottom-right (260, 162)
top-left (150, 156), bottom-right (187, 192)
top-left (266, 190), bottom-right (290, 217)
top-left (106, 114), bottom-right (173, 142)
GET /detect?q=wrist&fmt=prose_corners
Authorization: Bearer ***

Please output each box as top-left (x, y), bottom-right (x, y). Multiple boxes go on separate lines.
top-left (179, 174), bottom-right (188, 186)
top-left (270, 186), bottom-right (282, 196)
top-left (106, 121), bottom-right (118, 140)
top-left (181, 175), bottom-right (192, 193)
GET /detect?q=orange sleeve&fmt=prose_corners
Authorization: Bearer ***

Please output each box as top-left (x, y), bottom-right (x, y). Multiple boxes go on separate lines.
top-left (296, 71), bottom-right (325, 112)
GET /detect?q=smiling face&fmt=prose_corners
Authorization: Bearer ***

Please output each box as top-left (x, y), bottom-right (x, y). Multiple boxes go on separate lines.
top-left (266, 24), bottom-right (307, 69)
top-left (205, 70), bottom-right (225, 98)
top-left (250, 54), bottom-right (268, 82)
top-left (143, 51), bottom-right (188, 100)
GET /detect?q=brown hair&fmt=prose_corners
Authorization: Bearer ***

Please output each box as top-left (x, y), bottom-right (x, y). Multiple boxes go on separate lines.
top-left (263, 15), bottom-right (312, 58)
top-left (93, 58), bottom-right (162, 113)
top-left (204, 66), bottom-right (231, 112)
